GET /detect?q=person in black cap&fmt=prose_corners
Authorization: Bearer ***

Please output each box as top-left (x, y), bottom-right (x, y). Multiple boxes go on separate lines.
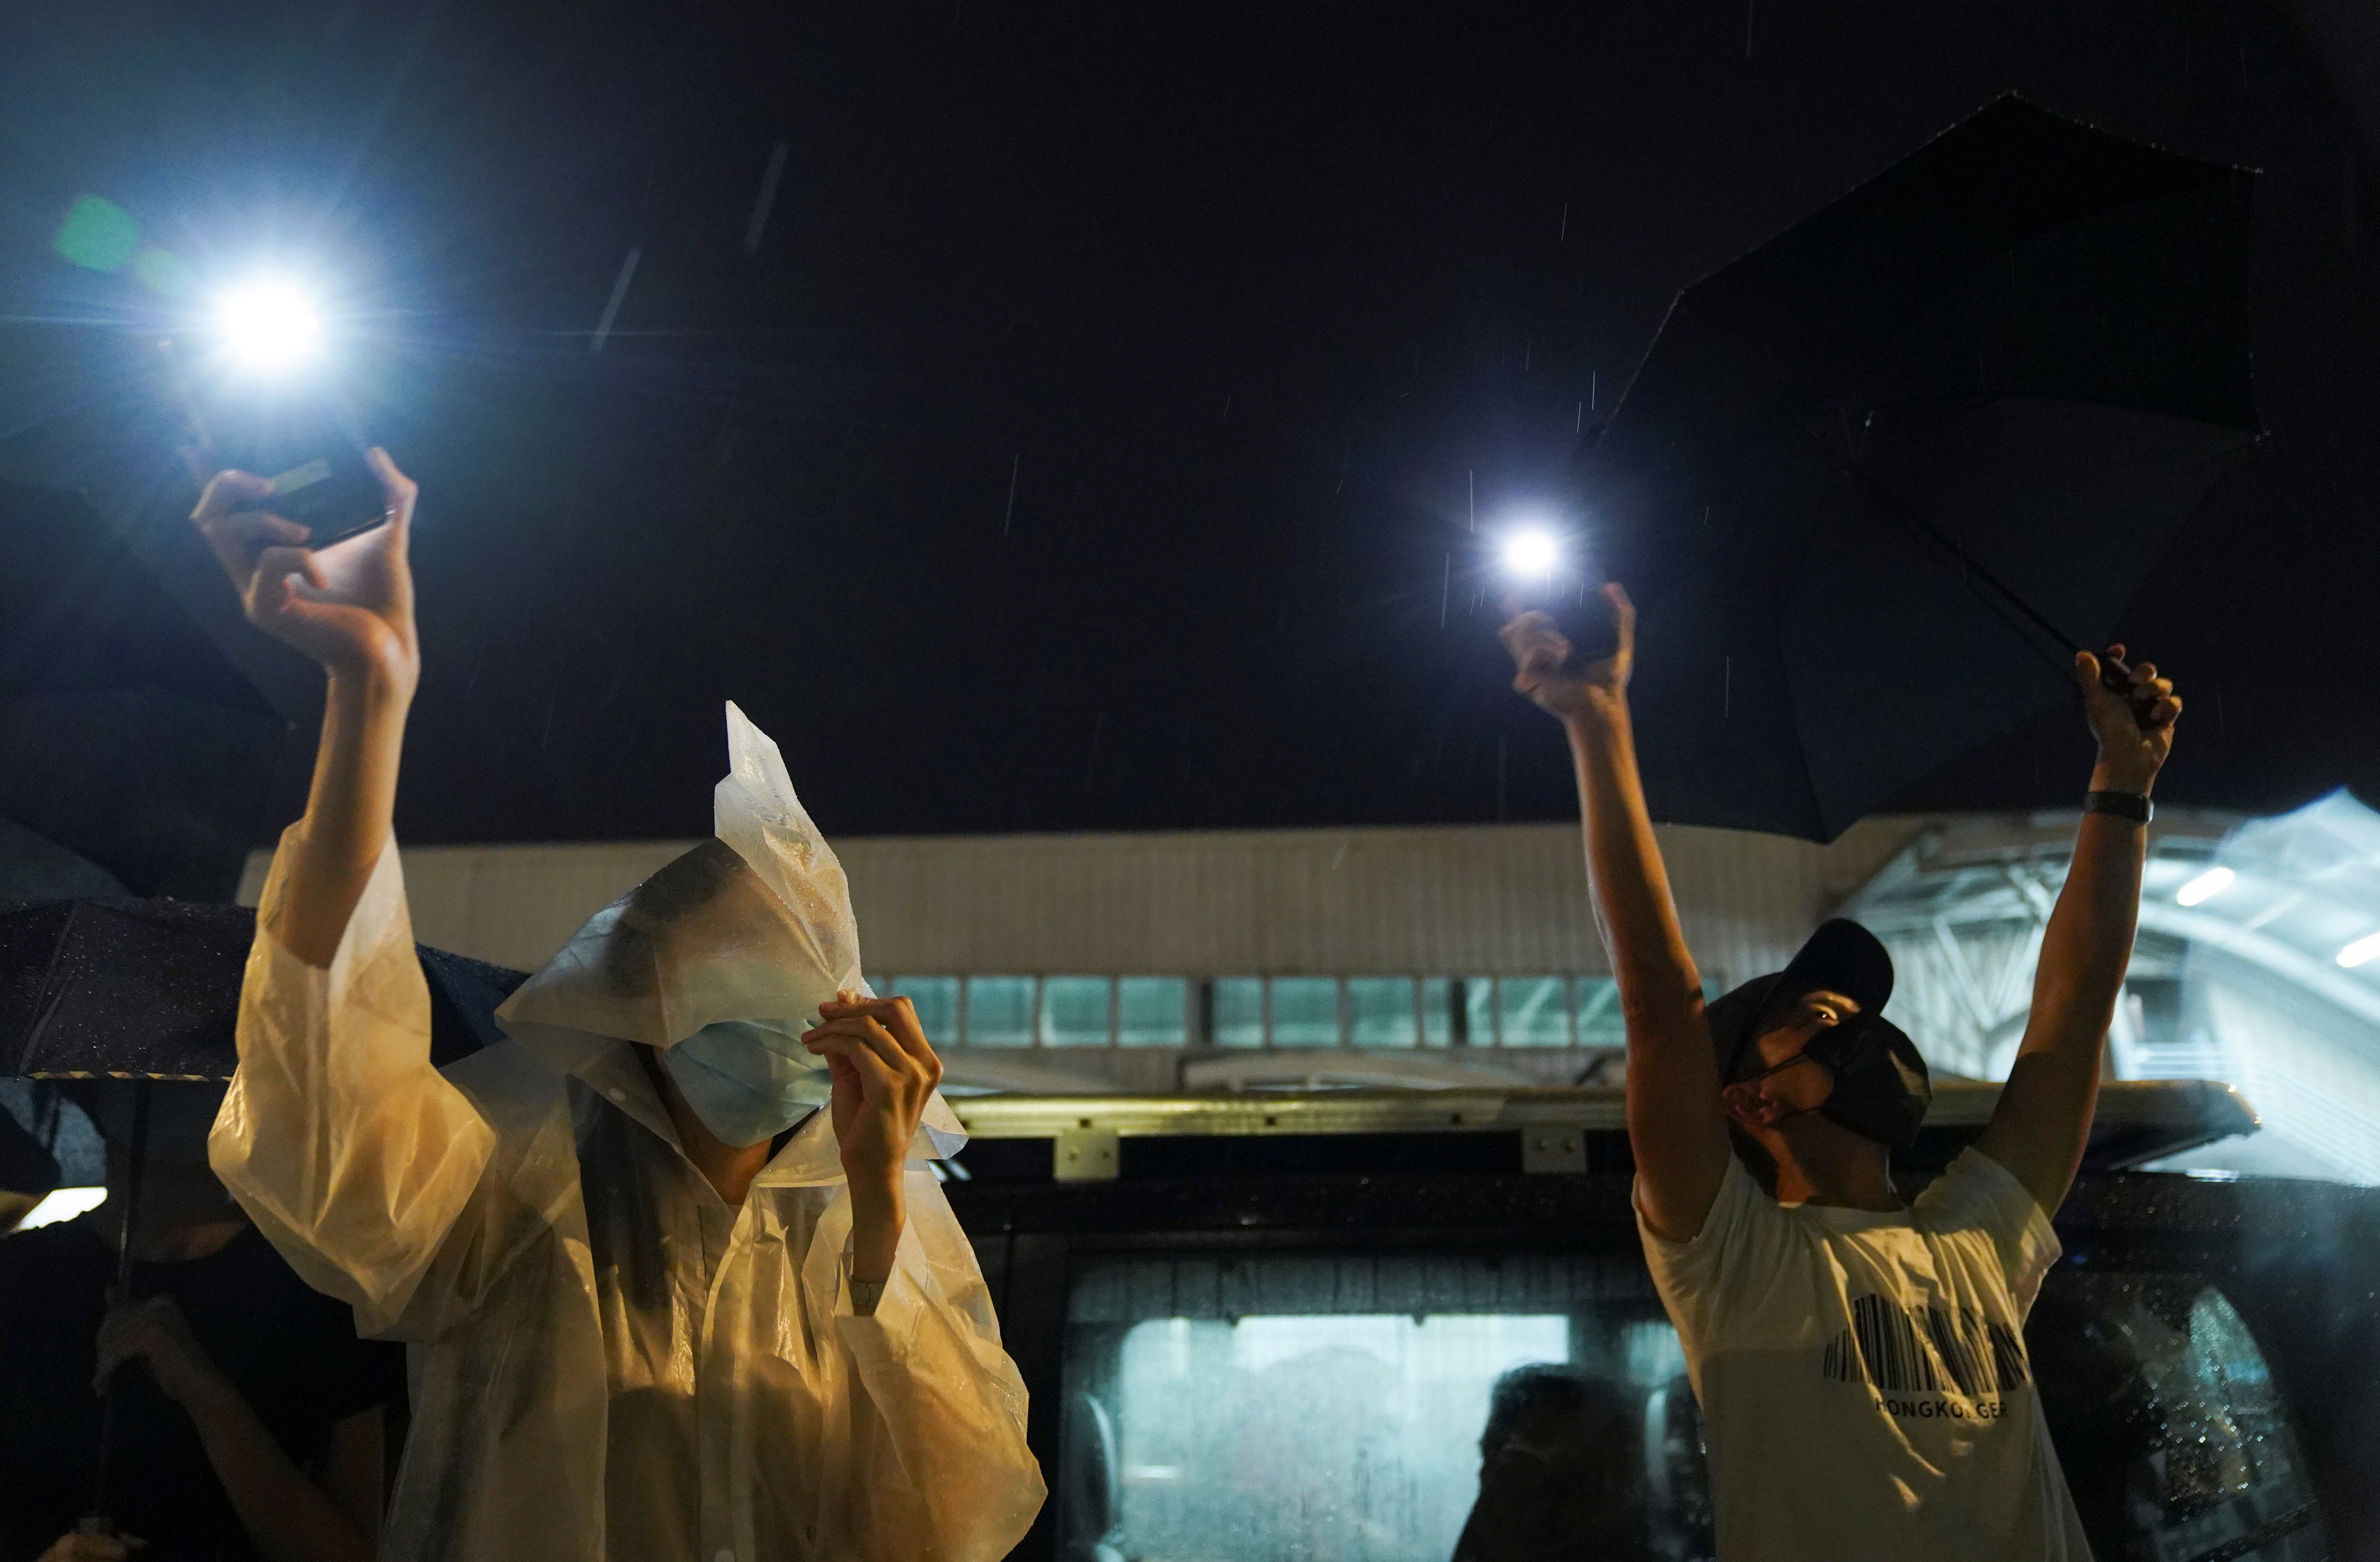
top-left (1501, 585), bottom-right (2180, 1562)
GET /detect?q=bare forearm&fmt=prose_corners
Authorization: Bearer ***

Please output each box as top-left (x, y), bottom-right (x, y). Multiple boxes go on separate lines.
top-left (276, 669), bottom-right (411, 968)
top-left (180, 1380), bottom-right (376, 1562)
top-left (2029, 803), bottom-right (2146, 1051)
top-left (848, 1177), bottom-right (907, 1290)
top-left (1565, 701), bottom-right (1703, 1016)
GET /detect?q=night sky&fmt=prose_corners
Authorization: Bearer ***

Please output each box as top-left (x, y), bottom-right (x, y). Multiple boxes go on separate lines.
top-left (1, 1), bottom-right (2374, 846)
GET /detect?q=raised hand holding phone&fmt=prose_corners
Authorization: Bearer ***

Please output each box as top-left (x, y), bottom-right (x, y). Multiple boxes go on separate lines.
top-left (189, 448), bottom-right (419, 696)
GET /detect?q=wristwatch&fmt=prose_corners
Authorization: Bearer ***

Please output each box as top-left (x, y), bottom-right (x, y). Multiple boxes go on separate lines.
top-left (2083, 789), bottom-right (2152, 824)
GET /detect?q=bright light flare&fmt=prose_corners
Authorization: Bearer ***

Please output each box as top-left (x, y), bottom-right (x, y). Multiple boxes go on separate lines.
top-left (2174, 866), bottom-right (2235, 907)
top-left (2338, 930), bottom-right (2380, 970)
top-left (214, 281), bottom-right (321, 370)
top-left (1500, 528), bottom-right (1562, 579)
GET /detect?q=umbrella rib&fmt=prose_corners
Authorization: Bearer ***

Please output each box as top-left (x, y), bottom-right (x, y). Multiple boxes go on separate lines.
top-left (1824, 441), bottom-right (2126, 691)
top-left (20, 903), bottom-right (86, 1072)
top-left (1834, 454), bottom-right (2084, 658)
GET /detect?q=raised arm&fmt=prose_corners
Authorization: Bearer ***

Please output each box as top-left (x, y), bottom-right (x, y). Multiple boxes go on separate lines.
top-left (1503, 587), bottom-right (1730, 1241)
top-left (1974, 646), bottom-right (2180, 1215)
top-left (188, 452), bottom-right (419, 966)
top-left (198, 456), bottom-right (503, 1335)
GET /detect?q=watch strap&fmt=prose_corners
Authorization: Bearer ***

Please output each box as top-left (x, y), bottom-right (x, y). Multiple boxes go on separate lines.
top-left (2084, 789), bottom-right (2153, 824)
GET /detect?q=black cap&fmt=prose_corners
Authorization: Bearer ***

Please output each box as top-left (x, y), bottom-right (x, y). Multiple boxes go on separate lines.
top-left (1703, 919), bottom-right (1929, 1149)
top-left (1706, 919), bottom-right (1896, 1082)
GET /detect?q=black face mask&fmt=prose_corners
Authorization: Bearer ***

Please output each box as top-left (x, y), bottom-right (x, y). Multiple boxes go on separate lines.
top-left (1798, 1013), bottom-right (1932, 1149)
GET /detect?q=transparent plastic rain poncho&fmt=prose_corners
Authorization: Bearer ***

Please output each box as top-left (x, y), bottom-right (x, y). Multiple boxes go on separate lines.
top-left (210, 704), bottom-right (1044, 1562)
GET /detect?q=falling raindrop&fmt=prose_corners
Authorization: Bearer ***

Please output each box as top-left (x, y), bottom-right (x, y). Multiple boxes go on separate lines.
top-left (1469, 469), bottom-right (1476, 532)
top-left (1744, 0), bottom-right (1755, 57)
top-left (2346, 155), bottom-right (2359, 253)
top-left (1003, 454), bottom-right (1020, 538)
top-left (1576, 401), bottom-right (1583, 433)
top-left (1559, 202), bottom-right (1569, 244)
top-left (1523, 340), bottom-right (1532, 373)
top-left (1440, 554), bottom-right (1451, 628)
top-left (1724, 656), bottom-right (1732, 716)
top-left (742, 142), bottom-right (790, 256)
top-left (1222, 395), bottom-right (1232, 421)
top-left (590, 247), bottom-right (641, 353)
top-left (1591, 370), bottom-right (1598, 410)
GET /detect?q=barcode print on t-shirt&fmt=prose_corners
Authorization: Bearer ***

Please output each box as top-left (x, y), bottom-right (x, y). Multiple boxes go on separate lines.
top-left (1821, 1294), bottom-right (2029, 1395)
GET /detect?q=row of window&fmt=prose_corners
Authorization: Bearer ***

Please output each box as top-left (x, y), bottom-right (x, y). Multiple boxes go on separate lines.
top-left (872, 974), bottom-right (1660, 1050)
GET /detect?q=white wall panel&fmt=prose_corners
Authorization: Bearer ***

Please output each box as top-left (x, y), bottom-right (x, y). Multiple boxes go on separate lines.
top-left (242, 817), bottom-right (1926, 980)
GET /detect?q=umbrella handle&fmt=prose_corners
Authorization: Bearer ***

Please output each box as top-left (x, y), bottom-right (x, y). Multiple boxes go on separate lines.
top-left (2096, 649), bottom-right (2135, 695)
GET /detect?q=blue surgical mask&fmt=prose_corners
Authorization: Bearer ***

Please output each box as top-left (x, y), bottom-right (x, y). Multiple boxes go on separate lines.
top-left (659, 1016), bottom-right (834, 1148)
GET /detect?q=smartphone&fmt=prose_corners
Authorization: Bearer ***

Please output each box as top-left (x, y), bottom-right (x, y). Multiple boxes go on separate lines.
top-left (1509, 582), bottom-right (1622, 668)
top-left (258, 452), bottom-right (388, 546)
top-left (166, 346), bottom-right (387, 545)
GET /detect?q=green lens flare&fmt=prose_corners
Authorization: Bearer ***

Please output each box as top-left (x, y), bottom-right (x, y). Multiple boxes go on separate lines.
top-left (54, 196), bottom-right (139, 273)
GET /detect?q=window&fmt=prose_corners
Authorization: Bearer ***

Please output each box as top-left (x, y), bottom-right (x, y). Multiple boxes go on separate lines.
top-left (1465, 977), bottom-right (1497, 1046)
top-left (1420, 977), bottom-right (1455, 1048)
top-left (1270, 977), bottom-right (1339, 1048)
top-left (887, 974), bottom-right (1616, 1050)
top-left (964, 976), bottom-right (1035, 1047)
top-left (1347, 977), bottom-right (1417, 1048)
top-left (1041, 977), bottom-right (1112, 1047)
top-left (1063, 1251), bottom-right (1701, 1562)
top-left (890, 976), bottom-right (959, 1045)
top-left (1500, 977), bottom-right (1572, 1047)
top-left (1118, 978), bottom-right (1187, 1048)
top-left (1575, 977), bottom-right (1624, 1048)
top-left (1213, 979), bottom-right (1265, 1048)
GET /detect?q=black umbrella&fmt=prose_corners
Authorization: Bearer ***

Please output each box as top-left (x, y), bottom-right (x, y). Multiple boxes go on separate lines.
top-left (0, 899), bottom-right (527, 1081)
top-left (0, 896), bottom-right (527, 1530)
top-left (0, 480), bottom-right (291, 902)
top-left (1585, 96), bottom-right (2259, 842)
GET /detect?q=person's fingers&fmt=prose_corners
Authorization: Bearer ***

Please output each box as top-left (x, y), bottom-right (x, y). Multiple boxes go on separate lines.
top-left (1497, 610), bottom-right (1559, 656)
top-left (1604, 581), bottom-right (1636, 650)
top-left (365, 448), bottom-right (418, 544)
top-left (2129, 660), bottom-right (2159, 685)
top-left (250, 544), bottom-right (329, 598)
top-left (808, 1016), bottom-right (912, 1077)
top-left (801, 1032), bottom-right (900, 1094)
top-left (191, 469), bottom-right (277, 524)
top-left (820, 995), bottom-right (936, 1060)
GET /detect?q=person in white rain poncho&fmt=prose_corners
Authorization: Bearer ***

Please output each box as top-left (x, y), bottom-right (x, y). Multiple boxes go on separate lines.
top-left (190, 452), bottom-right (1046, 1562)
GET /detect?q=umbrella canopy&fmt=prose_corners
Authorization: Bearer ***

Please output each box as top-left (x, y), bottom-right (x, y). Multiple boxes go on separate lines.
top-left (1588, 96), bottom-right (2259, 841)
top-left (0, 899), bottom-right (527, 1081)
top-left (0, 481), bottom-right (289, 901)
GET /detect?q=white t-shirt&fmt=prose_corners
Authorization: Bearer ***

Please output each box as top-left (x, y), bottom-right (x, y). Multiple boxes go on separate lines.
top-left (1638, 1147), bottom-right (2092, 1562)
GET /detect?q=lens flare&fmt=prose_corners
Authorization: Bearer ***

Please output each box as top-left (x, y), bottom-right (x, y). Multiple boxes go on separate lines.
top-left (1501, 529), bottom-right (1560, 577)
top-left (215, 282), bottom-right (321, 371)
top-left (2175, 866), bottom-right (2235, 907)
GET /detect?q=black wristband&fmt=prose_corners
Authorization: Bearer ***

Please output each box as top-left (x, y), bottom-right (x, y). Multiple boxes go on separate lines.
top-left (2084, 789), bottom-right (2153, 824)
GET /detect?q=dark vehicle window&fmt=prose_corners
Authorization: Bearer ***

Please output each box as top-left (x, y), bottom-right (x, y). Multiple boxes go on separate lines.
top-left (1059, 1255), bottom-right (2324, 1562)
top-left (2031, 1273), bottom-right (2328, 1562)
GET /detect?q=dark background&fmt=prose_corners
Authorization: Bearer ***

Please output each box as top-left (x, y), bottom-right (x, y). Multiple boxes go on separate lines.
top-left (0, 0), bottom-right (2375, 846)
